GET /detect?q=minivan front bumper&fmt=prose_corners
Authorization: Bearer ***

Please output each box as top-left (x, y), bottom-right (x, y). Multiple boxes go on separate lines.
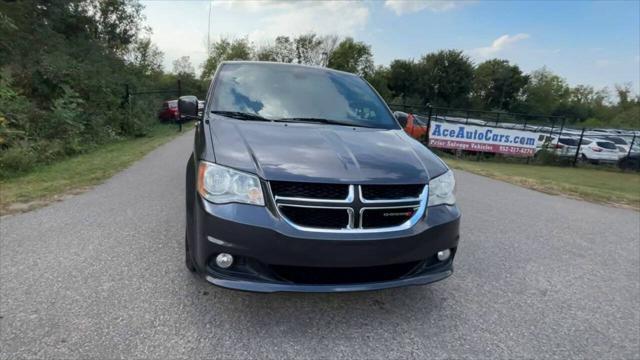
top-left (190, 196), bottom-right (461, 293)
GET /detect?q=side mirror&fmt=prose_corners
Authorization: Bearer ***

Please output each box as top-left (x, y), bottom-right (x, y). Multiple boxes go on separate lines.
top-left (178, 95), bottom-right (199, 121)
top-left (394, 111), bottom-right (409, 128)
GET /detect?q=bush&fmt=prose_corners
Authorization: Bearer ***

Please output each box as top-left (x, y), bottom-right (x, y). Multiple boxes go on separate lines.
top-left (0, 141), bottom-right (37, 176)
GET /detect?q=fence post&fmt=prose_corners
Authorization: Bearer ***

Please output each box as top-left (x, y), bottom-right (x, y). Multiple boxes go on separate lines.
top-left (495, 112), bottom-right (500, 126)
top-left (177, 79), bottom-right (183, 132)
top-left (425, 105), bottom-right (433, 148)
top-left (627, 133), bottom-right (636, 158)
top-left (573, 128), bottom-right (586, 167)
top-left (558, 117), bottom-right (565, 139)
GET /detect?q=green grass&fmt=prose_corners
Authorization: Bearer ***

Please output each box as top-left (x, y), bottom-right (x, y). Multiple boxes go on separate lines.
top-left (0, 122), bottom-right (190, 215)
top-left (443, 156), bottom-right (640, 210)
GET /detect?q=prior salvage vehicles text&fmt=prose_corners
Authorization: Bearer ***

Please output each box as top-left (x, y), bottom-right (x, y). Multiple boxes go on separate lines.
top-left (181, 61), bottom-right (460, 293)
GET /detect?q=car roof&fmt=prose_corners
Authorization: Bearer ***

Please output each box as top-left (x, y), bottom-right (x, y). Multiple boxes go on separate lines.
top-left (219, 61), bottom-right (360, 77)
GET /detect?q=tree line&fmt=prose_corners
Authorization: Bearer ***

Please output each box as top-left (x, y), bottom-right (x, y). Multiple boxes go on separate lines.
top-left (0, 0), bottom-right (201, 177)
top-left (1, 1), bottom-right (637, 177)
top-left (199, 35), bottom-right (639, 130)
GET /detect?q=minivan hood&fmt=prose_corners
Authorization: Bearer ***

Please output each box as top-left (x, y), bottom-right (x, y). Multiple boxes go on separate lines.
top-left (208, 117), bottom-right (447, 184)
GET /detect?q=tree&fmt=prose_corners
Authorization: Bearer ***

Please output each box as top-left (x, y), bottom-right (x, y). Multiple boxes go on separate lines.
top-left (172, 56), bottom-right (195, 78)
top-left (365, 66), bottom-right (392, 101)
top-left (519, 67), bottom-right (570, 115)
top-left (327, 37), bottom-right (374, 77)
top-left (200, 37), bottom-right (252, 79)
top-left (472, 59), bottom-right (528, 111)
top-left (294, 33), bottom-right (324, 65)
top-left (89, 0), bottom-right (148, 55)
top-left (387, 59), bottom-right (418, 100)
top-left (254, 36), bottom-right (295, 63)
top-left (615, 83), bottom-right (634, 109)
top-left (128, 38), bottom-right (164, 75)
top-left (414, 50), bottom-right (474, 107)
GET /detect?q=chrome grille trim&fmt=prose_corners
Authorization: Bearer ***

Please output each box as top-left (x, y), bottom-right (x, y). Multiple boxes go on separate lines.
top-left (277, 204), bottom-right (355, 231)
top-left (271, 183), bottom-right (429, 233)
top-left (273, 185), bottom-right (355, 204)
top-left (358, 185), bottom-right (423, 204)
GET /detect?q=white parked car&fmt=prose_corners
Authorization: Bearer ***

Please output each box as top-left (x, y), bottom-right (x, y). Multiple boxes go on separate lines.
top-left (536, 136), bottom-right (581, 158)
top-left (602, 136), bottom-right (636, 158)
top-left (579, 138), bottom-right (620, 163)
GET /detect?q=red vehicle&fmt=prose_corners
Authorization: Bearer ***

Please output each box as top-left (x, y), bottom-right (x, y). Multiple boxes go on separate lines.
top-left (393, 111), bottom-right (429, 140)
top-left (158, 100), bottom-right (179, 122)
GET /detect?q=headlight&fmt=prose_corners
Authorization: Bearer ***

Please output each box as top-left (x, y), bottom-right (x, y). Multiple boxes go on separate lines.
top-left (428, 170), bottom-right (455, 206)
top-left (197, 161), bottom-right (264, 205)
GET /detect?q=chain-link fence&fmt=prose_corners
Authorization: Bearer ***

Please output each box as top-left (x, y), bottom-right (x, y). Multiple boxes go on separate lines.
top-left (123, 80), bottom-right (206, 133)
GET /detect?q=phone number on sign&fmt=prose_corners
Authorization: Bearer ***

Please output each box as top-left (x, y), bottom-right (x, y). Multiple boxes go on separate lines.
top-left (498, 145), bottom-right (535, 156)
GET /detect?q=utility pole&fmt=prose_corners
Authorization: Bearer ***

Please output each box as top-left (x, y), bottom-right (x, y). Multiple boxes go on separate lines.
top-left (207, 1), bottom-right (212, 55)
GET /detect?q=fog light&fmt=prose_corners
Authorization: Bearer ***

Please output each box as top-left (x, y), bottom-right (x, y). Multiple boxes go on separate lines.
top-left (215, 253), bottom-right (234, 268)
top-left (437, 249), bottom-right (451, 261)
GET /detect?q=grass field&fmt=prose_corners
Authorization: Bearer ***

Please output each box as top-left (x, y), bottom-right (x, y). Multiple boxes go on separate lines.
top-left (444, 156), bottom-right (640, 210)
top-left (0, 122), bottom-right (191, 215)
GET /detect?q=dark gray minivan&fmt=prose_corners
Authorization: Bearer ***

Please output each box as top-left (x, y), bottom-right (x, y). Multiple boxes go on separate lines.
top-left (182, 61), bottom-right (460, 292)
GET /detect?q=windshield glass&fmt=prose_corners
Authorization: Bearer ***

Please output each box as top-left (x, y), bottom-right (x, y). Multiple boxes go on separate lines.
top-left (210, 63), bottom-right (397, 129)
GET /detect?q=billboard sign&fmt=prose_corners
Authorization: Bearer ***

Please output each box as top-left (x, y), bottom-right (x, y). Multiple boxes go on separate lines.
top-left (428, 121), bottom-right (539, 157)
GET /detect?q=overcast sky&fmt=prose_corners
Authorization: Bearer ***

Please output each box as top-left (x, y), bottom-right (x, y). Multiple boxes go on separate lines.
top-left (141, 0), bottom-right (640, 94)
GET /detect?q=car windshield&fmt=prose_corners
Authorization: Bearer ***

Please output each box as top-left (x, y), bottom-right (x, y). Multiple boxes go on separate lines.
top-left (210, 62), bottom-right (397, 129)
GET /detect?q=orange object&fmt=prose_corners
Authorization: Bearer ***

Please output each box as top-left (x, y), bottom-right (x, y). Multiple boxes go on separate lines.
top-left (403, 114), bottom-right (428, 140)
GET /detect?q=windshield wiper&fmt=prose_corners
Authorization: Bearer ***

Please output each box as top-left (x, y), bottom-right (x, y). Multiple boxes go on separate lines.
top-left (211, 111), bottom-right (272, 122)
top-left (275, 117), bottom-right (373, 128)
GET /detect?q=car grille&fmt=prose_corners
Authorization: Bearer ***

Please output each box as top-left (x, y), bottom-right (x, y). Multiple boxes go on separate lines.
top-left (271, 182), bottom-right (427, 231)
top-left (279, 206), bottom-right (350, 229)
top-left (270, 181), bottom-right (349, 200)
top-left (361, 184), bottom-right (424, 200)
top-left (361, 207), bottom-right (418, 229)
top-left (270, 261), bottom-right (422, 284)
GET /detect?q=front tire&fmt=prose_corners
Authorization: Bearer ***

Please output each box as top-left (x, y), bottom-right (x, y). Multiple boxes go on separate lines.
top-left (185, 228), bottom-right (196, 272)
top-left (185, 153), bottom-right (197, 273)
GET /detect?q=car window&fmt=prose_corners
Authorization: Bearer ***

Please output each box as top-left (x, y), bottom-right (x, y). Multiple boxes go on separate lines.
top-left (211, 63), bottom-right (397, 129)
top-left (581, 139), bottom-right (592, 145)
top-left (596, 141), bottom-right (616, 149)
top-left (413, 115), bottom-right (428, 126)
top-left (607, 137), bottom-right (627, 145)
top-left (393, 112), bottom-right (408, 127)
top-left (558, 138), bottom-right (579, 146)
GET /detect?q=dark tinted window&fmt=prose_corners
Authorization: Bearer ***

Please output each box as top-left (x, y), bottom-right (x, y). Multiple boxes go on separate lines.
top-left (607, 137), bottom-right (627, 145)
top-left (413, 115), bottom-right (428, 126)
top-left (558, 138), bottom-right (579, 146)
top-left (394, 112), bottom-right (408, 127)
top-left (581, 139), bottom-right (592, 145)
top-left (597, 141), bottom-right (616, 149)
top-left (211, 63), bottom-right (397, 129)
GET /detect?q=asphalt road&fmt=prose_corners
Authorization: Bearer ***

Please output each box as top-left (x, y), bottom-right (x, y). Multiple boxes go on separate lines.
top-left (1, 130), bottom-right (639, 359)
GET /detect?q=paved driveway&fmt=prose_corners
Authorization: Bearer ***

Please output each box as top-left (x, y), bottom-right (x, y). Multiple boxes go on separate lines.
top-left (1, 131), bottom-right (638, 359)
